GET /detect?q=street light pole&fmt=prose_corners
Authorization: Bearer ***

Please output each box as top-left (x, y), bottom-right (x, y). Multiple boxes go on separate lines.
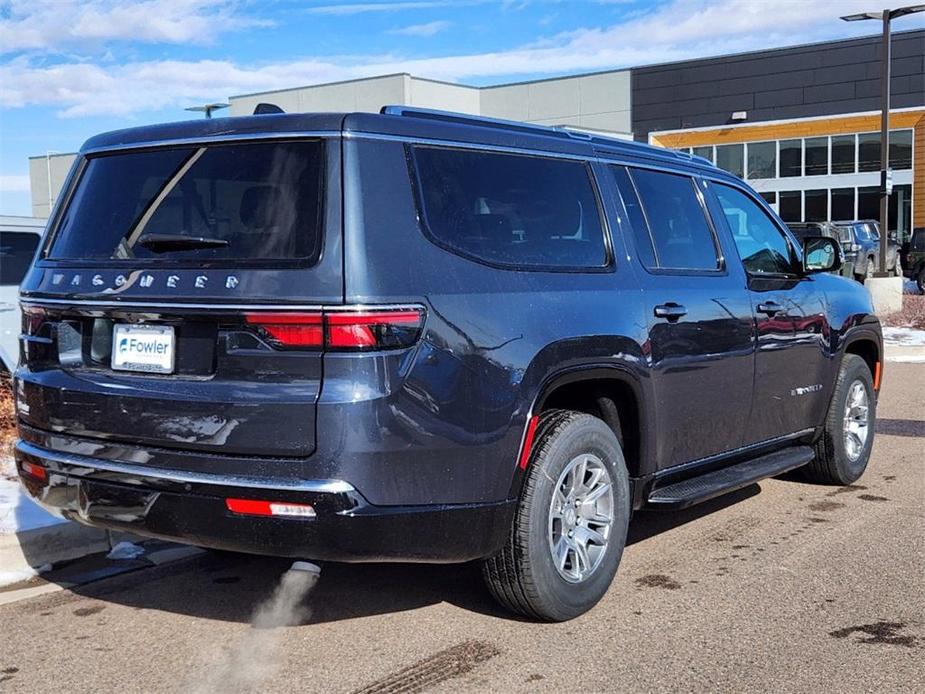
top-left (877, 10), bottom-right (891, 277)
top-left (841, 5), bottom-right (925, 276)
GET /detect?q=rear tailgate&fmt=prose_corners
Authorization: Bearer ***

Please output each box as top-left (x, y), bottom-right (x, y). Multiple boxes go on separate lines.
top-left (17, 134), bottom-right (343, 459)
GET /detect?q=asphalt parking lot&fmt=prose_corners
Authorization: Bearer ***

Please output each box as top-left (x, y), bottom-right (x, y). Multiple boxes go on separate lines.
top-left (0, 362), bottom-right (922, 694)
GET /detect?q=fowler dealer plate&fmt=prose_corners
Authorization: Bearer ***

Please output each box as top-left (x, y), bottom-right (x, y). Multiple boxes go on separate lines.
top-left (111, 324), bottom-right (175, 374)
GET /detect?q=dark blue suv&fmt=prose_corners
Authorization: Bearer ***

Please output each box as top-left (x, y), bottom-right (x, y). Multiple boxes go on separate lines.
top-left (15, 107), bottom-right (882, 621)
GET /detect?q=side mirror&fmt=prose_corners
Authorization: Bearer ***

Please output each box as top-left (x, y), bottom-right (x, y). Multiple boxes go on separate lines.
top-left (803, 236), bottom-right (842, 274)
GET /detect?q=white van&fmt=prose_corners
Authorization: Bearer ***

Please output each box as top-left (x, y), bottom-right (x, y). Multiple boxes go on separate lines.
top-left (1, 216), bottom-right (45, 372)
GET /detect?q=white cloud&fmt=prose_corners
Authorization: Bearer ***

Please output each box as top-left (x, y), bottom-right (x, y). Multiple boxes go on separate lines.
top-left (0, 175), bottom-right (31, 193)
top-left (306, 2), bottom-right (452, 15)
top-left (388, 20), bottom-right (452, 37)
top-left (0, 0), bottom-right (891, 117)
top-left (0, 0), bottom-right (269, 54)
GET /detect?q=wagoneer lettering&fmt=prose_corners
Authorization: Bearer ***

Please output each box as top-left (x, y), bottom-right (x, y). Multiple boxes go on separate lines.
top-left (14, 107), bottom-right (882, 621)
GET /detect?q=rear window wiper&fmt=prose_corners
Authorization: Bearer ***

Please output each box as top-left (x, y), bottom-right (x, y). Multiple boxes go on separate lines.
top-left (136, 233), bottom-right (229, 253)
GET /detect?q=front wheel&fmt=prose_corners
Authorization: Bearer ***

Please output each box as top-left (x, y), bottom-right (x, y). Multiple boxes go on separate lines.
top-left (803, 354), bottom-right (876, 485)
top-left (482, 410), bottom-right (630, 621)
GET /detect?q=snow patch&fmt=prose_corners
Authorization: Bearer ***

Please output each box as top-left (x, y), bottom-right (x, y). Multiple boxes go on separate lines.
top-left (882, 327), bottom-right (925, 347)
top-left (0, 563), bottom-right (51, 588)
top-left (107, 541), bottom-right (146, 560)
top-left (0, 477), bottom-right (67, 535)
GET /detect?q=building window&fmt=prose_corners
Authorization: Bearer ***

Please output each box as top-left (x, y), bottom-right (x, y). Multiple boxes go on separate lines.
top-left (889, 129), bottom-right (913, 170)
top-left (804, 189), bottom-right (827, 222)
top-left (759, 191), bottom-right (777, 205)
top-left (779, 191), bottom-right (801, 222)
top-left (857, 185), bottom-right (879, 220)
top-left (804, 137), bottom-right (828, 176)
top-left (831, 135), bottom-right (856, 174)
top-left (692, 145), bottom-right (714, 163)
top-left (858, 133), bottom-right (880, 172)
top-left (780, 140), bottom-right (801, 177)
top-left (746, 141), bottom-right (776, 179)
top-left (716, 144), bottom-right (744, 178)
top-left (889, 184), bottom-right (913, 239)
top-left (831, 188), bottom-right (855, 221)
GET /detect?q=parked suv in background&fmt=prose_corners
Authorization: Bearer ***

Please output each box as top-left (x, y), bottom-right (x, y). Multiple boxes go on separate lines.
top-left (841, 220), bottom-right (900, 282)
top-left (787, 222), bottom-right (854, 279)
top-left (902, 227), bottom-right (925, 293)
top-left (15, 108), bottom-right (882, 621)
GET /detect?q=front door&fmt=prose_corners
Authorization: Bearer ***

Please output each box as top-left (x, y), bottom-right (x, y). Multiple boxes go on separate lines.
top-left (607, 165), bottom-right (756, 470)
top-left (707, 182), bottom-right (831, 444)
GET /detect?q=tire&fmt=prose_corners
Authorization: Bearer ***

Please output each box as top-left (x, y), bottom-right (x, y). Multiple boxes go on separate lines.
top-left (917, 268), bottom-right (925, 295)
top-left (803, 354), bottom-right (876, 485)
top-left (482, 410), bottom-right (630, 622)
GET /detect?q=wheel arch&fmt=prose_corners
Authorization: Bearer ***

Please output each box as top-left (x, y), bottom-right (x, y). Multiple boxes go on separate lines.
top-left (509, 365), bottom-right (652, 502)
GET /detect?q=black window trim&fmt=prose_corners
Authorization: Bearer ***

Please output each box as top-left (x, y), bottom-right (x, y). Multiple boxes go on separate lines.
top-left (707, 178), bottom-right (804, 281)
top-left (39, 137), bottom-right (331, 271)
top-left (405, 143), bottom-right (615, 274)
top-left (616, 165), bottom-right (727, 277)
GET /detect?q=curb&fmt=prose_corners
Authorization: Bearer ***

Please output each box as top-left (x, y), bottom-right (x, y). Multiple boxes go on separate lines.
top-left (0, 519), bottom-right (111, 578)
top-left (883, 342), bottom-right (925, 363)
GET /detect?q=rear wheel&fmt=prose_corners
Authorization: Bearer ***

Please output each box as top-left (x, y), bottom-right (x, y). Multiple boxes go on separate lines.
top-left (482, 410), bottom-right (630, 621)
top-left (803, 354), bottom-right (876, 485)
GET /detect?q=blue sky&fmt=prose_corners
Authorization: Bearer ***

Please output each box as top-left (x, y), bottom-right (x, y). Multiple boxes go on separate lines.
top-left (1, 0), bottom-right (919, 216)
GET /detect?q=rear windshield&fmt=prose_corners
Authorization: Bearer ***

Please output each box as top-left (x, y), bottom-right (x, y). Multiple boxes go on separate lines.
top-left (48, 141), bottom-right (325, 264)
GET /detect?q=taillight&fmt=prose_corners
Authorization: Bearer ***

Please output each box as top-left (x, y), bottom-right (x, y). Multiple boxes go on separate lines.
top-left (326, 310), bottom-right (424, 350)
top-left (21, 306), bottom-right (46, 336)
top-left (19, 460), bottom-right (48, 482)
top-left (245, 312), bottom-right (323, 349)
top-left (245, 307), bottom-right (424, 351)
top-left (226, 498), bottom-right (316, 518)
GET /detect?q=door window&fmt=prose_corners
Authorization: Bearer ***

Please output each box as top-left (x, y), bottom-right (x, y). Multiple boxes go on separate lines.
top-left (714, 184), bottom-right (797, 276)
top-left (625, 168), bottom-right (720, 271)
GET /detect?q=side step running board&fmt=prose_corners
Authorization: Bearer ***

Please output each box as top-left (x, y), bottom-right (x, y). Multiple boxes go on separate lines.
top-left (647, 446), bottom-right (815, 510)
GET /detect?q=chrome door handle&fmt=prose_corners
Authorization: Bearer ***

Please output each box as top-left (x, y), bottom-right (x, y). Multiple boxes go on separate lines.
top-left (653, 303), bottom-right (687, 321)
top-left (757, 301), bottom-right (784, 316)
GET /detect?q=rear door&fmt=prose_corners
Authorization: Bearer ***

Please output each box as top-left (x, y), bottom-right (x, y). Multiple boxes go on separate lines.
top-left (608, 165), bottom-right (756, 470)
top-left (705, 181), bottom-right (830, 444)
top-left (17, 137), bottom-right (342, 458)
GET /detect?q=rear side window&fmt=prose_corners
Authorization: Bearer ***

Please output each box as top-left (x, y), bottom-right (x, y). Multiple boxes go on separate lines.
top-left (411, 146), bottom-right (608, 269)
top-left (48, 141), bottom-right (325, 264)
top-left (620, 168), bottom-right (720, 271)
top-left (0, 231), bottom-right (41, 285)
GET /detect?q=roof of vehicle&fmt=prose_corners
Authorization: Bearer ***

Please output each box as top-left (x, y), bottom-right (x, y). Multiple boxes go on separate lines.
top-left (79, 107), bottom-right (721, 178)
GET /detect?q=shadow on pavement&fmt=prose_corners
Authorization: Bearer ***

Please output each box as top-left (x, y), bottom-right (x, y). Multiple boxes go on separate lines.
top-left (53, 483), bottom-right (767, 625)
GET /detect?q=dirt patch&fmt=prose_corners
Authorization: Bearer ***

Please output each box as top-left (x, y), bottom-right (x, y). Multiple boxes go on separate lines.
top-left (636, 574), bottom-right (681, 590)
top-left (857, 494), bottom-right (889, 502)
top-left (826, 484), bottom-right (867, 496)
top-left (830, 621), bottom-right (917, 648)
top-left (808, 500), bottom-right (845, 512)
top-left (73, 605), bottom-right (106, 617)
top-left (806, 517), bottom-right (831, 523)
top-left (352, 641), bottom-right (500, 694)
top-left (882, 293), bottom-right (925, 330)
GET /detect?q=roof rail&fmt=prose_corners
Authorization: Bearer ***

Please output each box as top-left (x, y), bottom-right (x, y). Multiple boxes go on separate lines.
top-left (380, 105), bottom-right (575, 141)
top-left (380, 104), bottom-right (717, 168)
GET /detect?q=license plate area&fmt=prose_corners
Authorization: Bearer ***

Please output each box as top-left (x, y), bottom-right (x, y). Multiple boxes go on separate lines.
top-left (111, 324), bottom-right (175, 374)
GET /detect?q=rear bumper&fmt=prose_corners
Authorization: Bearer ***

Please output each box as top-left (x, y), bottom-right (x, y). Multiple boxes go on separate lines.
top-left (14, 440), bottom-right (515, 563)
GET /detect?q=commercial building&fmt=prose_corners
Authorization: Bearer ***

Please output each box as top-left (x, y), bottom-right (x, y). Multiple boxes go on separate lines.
top-left (27, 29), bottom-right (924, 236)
